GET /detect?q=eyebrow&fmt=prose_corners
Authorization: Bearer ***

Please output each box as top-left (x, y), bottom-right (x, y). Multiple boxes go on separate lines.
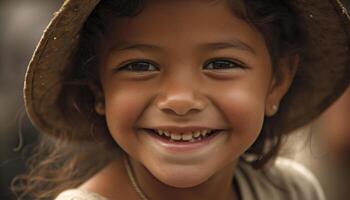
top-left (110, 39), bottom-right (256, 55)
top-left (202, 40), bottom-right (256, 55)
top-left (110, 43), bottom-right (162, 52)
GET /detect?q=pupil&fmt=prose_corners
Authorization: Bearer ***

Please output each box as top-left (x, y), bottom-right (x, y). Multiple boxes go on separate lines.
top-left (131, 63), bottom-right (149, 71)
top-left (213, 61), bottom-right (231, 69)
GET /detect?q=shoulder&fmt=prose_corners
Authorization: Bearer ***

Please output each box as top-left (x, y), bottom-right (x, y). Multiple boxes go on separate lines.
top-left (271, 157), bottom-right (326, 199)
top-left (56, 159), bottom-right (131, 200)
top-left (55, 189), bottom-right (109, 200)
top-left (236, 157), bottom-right (326, 200)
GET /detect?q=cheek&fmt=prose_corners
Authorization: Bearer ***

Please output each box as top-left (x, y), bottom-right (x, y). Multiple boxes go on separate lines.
top-left (215, 85), bottom-right (266, 146)
top-left (103, 86), bottom-right (148, 147)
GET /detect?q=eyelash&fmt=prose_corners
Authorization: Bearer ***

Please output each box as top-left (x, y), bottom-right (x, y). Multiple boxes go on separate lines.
top-left (116, 58), bottom-right (247, 72)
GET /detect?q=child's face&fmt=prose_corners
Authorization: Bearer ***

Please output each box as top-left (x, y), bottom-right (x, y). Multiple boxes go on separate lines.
top-left (99, 0), bottom-right (288, 187)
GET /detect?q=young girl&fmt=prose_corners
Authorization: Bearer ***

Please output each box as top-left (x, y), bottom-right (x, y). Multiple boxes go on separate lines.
top-left (12, 0), bottom-right (350, 199)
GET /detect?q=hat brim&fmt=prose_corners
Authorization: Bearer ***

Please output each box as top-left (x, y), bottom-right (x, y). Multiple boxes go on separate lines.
top-left (24, 0), bottom-right (350, 138)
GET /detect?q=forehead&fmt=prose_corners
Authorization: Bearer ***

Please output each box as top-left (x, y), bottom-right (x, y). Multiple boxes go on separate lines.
top-left (104, 0), bottom-right (265, 55)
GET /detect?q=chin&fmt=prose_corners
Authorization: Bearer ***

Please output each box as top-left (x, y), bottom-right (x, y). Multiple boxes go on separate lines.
top-left (159, 174), bottom-right (208, 188)
top-left (151, 165), bottom-right (212, 188)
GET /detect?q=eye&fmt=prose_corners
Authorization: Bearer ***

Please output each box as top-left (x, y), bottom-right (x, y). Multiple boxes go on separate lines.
top-left (203, 59), bottom-right (246, 70)
top-left (117, 60), bottom-right (158, 72)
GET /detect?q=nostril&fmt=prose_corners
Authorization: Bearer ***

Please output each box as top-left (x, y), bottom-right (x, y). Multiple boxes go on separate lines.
top-left (157, 96), bottom-right (207, 116)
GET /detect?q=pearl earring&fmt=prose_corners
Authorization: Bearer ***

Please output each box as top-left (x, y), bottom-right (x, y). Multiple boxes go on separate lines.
top-left (271, 104), bottom-right (279, 115)
top-left (95, 102), bottom-right (105, 115)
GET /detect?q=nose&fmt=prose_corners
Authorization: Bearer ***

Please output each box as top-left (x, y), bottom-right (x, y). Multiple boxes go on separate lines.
top-left (156, 88), bottom-right (207, 116)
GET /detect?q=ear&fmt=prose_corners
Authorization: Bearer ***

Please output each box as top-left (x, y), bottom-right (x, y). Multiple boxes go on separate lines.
top-left (89, 82), bottom-right (106, 116)
top-left (265, 54), bottom-right (299, 117)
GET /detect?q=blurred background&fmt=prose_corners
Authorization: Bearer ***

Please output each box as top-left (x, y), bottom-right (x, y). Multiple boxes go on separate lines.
top-left (0, 1), bottom-right (62, 199)
top-left (0, 0), bottom-right (349, 200)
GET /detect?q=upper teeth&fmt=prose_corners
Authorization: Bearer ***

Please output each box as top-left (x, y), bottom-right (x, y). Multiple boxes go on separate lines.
top-left (154, 129), bottom-right (214, 141)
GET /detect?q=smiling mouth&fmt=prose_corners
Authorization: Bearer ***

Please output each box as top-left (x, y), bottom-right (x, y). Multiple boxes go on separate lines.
top-left (142, 128), bottom-right (222, 143)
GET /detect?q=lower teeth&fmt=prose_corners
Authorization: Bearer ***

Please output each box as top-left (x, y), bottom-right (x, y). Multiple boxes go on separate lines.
top-left (148, 129), bottom-right (216, 142)
top-left (169, 136), bottom-right (203, 142)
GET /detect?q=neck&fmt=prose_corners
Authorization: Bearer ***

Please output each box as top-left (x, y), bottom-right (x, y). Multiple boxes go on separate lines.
top-left (128, 156), bottom-right (239, 200)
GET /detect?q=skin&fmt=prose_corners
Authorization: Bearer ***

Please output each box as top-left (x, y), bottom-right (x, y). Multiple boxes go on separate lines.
top-left (80, 0), bottom-right (298, 199)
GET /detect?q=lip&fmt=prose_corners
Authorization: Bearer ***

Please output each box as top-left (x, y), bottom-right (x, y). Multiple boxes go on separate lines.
top-left (141, 128), bottom-right (225, 153)
top-left (144, 126), bottom-right (225, 134)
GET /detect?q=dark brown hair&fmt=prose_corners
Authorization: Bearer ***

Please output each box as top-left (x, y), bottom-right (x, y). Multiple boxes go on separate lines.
top-left (12, 0), bottom-right (306, 199)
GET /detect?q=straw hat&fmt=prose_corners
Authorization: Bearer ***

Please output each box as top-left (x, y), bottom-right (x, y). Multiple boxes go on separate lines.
top-left (24, 0), bottom-right (350, 139)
